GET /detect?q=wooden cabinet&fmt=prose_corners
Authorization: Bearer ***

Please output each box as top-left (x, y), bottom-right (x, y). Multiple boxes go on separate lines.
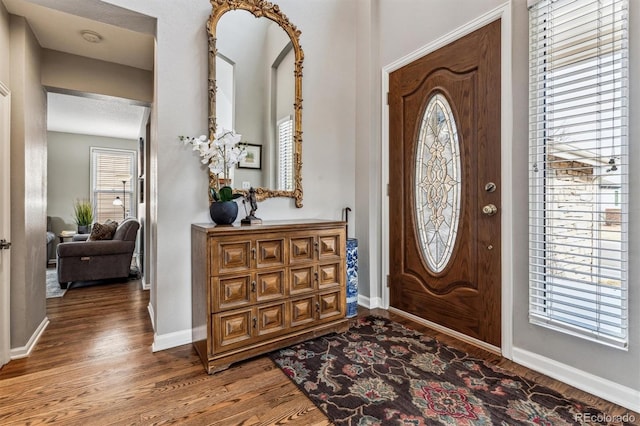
top-left (191, 220), bottom-right (349, 373)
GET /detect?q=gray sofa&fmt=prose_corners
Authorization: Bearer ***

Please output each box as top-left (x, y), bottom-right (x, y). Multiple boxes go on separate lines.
top-left (56, 218), bottom-right (140, 289)
top-left (46, 216), bottom-right (55, 266)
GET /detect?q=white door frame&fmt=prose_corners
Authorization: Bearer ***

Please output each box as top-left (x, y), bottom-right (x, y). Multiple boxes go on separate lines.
top-left (380, 2), bottom-right (514, 359)
top-left (0, 80), bottom-right (11, 368)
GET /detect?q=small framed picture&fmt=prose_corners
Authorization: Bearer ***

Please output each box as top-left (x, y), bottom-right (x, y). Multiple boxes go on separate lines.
top-left (239, 144), bottom-right (262, 169)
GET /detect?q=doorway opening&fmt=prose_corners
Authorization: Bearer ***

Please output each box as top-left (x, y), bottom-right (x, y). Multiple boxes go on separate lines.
top-left (45, 91), bottom-right (149, 287)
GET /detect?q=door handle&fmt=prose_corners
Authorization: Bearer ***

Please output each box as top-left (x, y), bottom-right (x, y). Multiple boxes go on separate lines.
top-left (482, 204), bottom-right (498, 216)
top-left (0, 239), bottom-right (10, 250)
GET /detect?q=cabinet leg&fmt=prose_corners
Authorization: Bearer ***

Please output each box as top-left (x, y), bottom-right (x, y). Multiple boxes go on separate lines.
top-left (208, 363), bottom-right (231, 374)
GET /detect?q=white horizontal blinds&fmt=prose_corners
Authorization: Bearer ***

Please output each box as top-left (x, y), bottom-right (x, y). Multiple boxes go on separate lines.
top-left (278, 116), bottom-right (294, 191)
top-left (529, 0), bottom-right (628, 348)
top-left (91, 148), bottom-right (137, 224)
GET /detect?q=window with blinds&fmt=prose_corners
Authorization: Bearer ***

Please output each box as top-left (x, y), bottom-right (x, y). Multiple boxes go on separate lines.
top-left (90, 147), bottom-right (137, 224)
top-left (277, 116), bottom-right (294, 191)
top-left (528, 0), bottom-right (628, 348)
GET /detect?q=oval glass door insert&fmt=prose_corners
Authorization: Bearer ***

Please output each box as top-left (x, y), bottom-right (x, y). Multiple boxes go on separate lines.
top-left (414, 93), bottom-right (461, 273)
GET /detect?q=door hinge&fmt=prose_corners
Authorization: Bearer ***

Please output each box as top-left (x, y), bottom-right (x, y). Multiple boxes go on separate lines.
top-left (386, 275), bottom-right (390, 287)
top-left (386, 92), bottom-right (389, 105)
top-left (386, 183), bottom-right (390, 196)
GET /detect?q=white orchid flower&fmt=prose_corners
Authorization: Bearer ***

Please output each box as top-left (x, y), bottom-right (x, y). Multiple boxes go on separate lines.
top-left (209, 162), bottom-right (224, 175)
top-left (214, 128), bottom-right (231, 139)
top-left (179, 129), bottom-right (248, 191)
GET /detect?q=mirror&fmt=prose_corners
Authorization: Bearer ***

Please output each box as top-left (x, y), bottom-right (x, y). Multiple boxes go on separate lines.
top-left (208, 0), bottom-right (304, 207)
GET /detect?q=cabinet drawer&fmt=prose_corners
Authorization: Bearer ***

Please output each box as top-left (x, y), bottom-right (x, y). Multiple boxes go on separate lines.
top-left (213, 308), bottom-right (253, 351)
top-left (213, 270), bottom-right (286, 311)
top-left (289, 265), bottom-right (315, 295)
top-left (213, 302), bottom-right (288, 352)
top-left (318, 290), bottom-right (344, 321)
top-left (290, 236), bottom-right (314, 263)
top-left (290, 295), bottom-right (315, 328)
top-left (318, 231), bottom-right (343, 261)
top-left (255, 270), bottom-right (286, 302)
top-left (318, 262), bottom-right (342, 290)
top-left (212, 274), bottom-right (252, 311)
top-left (256, 302), bottom-right (287, 337)
top-left (290, 291), bottom-right (344, 328)
top-left (256, 237), bottom-right (285, 268)
top-left (214, 240), bottom-right (251, 274)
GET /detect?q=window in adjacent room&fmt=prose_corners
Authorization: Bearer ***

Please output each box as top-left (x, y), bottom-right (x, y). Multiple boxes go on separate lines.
top-left (528, 0), bottom-right (628, 348)
top-left (216, 53), bottom-right (235, 132)
top-left (90, 147), bottom-right (137, 223)
top-left (277, 116), bottom-right (294, 191)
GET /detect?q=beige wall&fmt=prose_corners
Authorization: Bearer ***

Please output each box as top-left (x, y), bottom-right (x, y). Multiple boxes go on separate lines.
top-left (41, 49), bottom-right (153, 104)
top-left (9, 15), bottom-right (47, 349)
top-left (354, 0), bottom-right (379, 301)
top-left (0, 3), bottom-right (9, 84)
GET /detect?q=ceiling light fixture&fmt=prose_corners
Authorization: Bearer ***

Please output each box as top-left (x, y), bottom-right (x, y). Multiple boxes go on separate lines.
top-left (80, 30), bottom-right (103, 43)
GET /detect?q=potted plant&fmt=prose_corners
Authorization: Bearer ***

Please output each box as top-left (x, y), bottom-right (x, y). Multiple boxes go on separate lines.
top-left (72, 199), bottom-right (94, 234)
top-left (179, 129), bottom-right (247, 225)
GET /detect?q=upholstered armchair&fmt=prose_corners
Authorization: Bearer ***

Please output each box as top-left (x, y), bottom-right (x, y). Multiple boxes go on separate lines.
top-left (56, 218), bottom-right (140, 289)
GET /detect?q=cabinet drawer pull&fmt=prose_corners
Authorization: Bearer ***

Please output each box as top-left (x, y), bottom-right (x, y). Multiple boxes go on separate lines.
top-left (251, 247), bottom-right (257, 260)
top-left (315, 302), bottom-right (320, 313)
top-left (251, 280), bottom-right (256, 292)
top-left (314, 271), bottom-right (319, 282)
top-left (252, 317), bottom-right (257, 328)
top-left (80, 256), bottom-right (91, 261)
top-left (314, 241), bottom-right (319, 253)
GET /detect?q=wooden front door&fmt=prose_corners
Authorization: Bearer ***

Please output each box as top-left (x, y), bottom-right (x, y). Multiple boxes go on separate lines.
top-left (389, 20), bottom-right (501, 347)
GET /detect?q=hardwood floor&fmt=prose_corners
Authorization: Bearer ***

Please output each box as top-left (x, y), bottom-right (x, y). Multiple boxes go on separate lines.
top-left (0, 277), bottom-right (636, 425)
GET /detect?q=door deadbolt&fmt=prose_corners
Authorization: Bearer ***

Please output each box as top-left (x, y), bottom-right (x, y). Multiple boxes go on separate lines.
top-left (484, 182), bottom-right (496, 193)
top-left (482, 204), bottom-right (498, 216)
top-left (0, 239), bottom-right (11, 250)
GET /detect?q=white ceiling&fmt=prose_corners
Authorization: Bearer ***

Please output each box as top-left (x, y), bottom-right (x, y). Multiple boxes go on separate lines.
top-left (2, 0), bottom-right (154, 70)
top-left (2, 0), bottom-right (154, 140)
top-left (47, 93), bottom-right (147, 140)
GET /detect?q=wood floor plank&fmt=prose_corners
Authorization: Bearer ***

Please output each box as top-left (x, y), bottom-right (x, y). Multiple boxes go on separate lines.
top-left (0, 274), bottom-right (635, 425)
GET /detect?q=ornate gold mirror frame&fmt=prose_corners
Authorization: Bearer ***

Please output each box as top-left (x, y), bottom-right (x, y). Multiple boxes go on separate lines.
top-left (208, 0), bottom-right (304, 207)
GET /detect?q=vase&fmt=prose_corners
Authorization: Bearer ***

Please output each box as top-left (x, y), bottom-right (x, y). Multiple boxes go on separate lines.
top-left (346, 238), bottom-right (359, 318)
top-left (209, 201), bottom-right (238, 225)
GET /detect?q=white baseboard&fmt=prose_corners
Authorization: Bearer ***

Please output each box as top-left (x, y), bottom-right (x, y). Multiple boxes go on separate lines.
top-left (10, 316), bottom-right (49, 359)
top-left (359, 294), bottom-right (382, 309)
top-left (147, 302), bottom-right (191, 352)
top-left (389, 307), bottom-right (501, 355)
top-left (152, 328), bottom-right (192, 352)
top-left (147, 302), bottom-right (155, 331)
top-left (512, 347), bottom-right (640, 412)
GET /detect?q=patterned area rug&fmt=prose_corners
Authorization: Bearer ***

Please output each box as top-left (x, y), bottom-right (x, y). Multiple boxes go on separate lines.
top-left (270, 316), bottom-right (630, 425)
top-left (46, 268), bottom-right (66, 298)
